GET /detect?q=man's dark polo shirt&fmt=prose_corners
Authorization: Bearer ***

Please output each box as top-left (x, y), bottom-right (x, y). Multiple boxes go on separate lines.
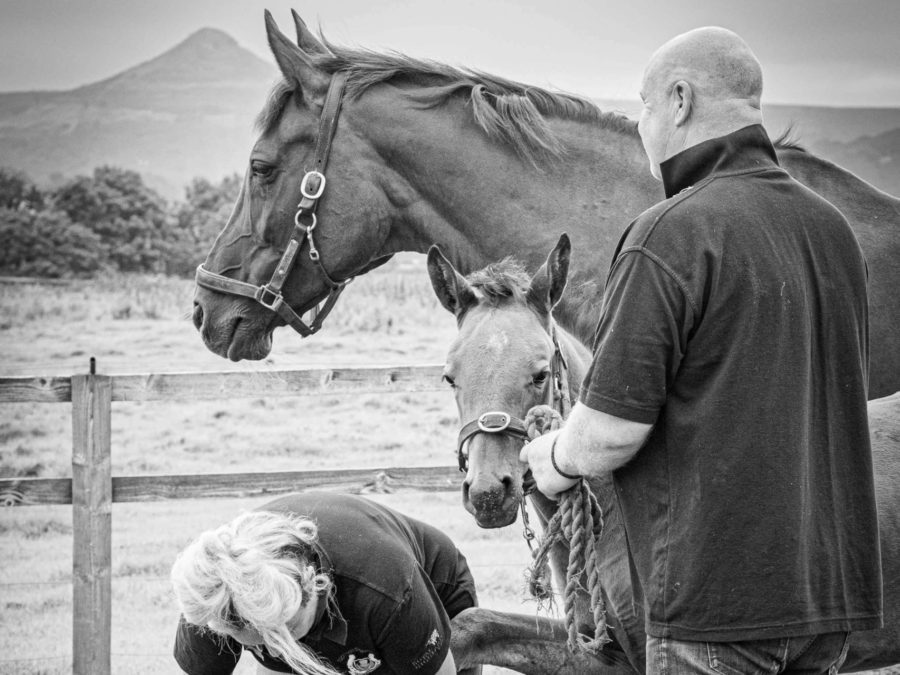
top-left (174, 492), bottom-right (477, 674)
top-left (581, 124), bottom-right (883, 641)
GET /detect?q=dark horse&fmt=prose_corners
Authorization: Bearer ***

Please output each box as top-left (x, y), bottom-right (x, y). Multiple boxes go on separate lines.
top-left (192, 12), bottom-right (900, 672)
top-left (430, 236), bottom-right (900, 673)
top-left (193, 11), bottom-right (900, 400)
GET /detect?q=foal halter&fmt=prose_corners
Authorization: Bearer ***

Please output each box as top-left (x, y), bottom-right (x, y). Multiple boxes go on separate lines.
top-left (195, 72), bottom-right (351, 337)
top-left (455, 322), bottom-right (571, 473)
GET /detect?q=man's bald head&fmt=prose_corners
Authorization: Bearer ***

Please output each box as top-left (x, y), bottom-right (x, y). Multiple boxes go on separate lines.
top-left (644, 27), bottom-right (763, 109)
top-left (637, 27), bottom-right (765, 179)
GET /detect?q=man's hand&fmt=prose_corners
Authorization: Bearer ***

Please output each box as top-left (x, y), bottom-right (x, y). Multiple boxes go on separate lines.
top-left (519, 429), bottom-right (579, 499)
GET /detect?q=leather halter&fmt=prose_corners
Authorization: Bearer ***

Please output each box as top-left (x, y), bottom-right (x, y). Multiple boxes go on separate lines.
top-left (455, 322), bottom-right (571, 472)
top-left (195, 72), bottom-right (351, 337)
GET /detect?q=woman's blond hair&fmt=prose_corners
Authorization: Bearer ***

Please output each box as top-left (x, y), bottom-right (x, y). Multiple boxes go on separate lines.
top-left (171, 510), bottom-right (337, 675)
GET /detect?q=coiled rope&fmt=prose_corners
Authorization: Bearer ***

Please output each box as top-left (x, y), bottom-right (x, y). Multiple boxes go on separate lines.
top-left (524, 404), bottom-right (611, 655)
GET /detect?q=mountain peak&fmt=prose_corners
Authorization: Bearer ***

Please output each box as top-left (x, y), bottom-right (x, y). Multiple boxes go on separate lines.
top-left (170, 27), bottom-right (242, 55)
top-left (77, 27), bottom-right (275, 94)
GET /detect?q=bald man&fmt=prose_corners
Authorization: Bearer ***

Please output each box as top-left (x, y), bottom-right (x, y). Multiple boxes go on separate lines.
top-left (521, 27), bottom-right (882, 673)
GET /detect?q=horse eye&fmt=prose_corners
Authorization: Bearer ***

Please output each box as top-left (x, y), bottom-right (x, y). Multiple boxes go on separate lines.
top-left (532, 371), bottom-right (549, 386)
top-left (442, 374), bottom-right (456, 388)
top-left (250, 161), bottom-right (275, 180)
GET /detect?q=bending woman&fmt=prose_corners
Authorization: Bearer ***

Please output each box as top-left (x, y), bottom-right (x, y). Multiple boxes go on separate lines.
top-left (171, 491), bottom-right (478, 675)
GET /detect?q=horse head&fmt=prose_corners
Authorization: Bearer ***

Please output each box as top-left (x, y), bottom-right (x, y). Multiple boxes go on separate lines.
top-left (428, 234), bottom-right (572, 528)
top-left (193, 11), bottom-right (397, 360)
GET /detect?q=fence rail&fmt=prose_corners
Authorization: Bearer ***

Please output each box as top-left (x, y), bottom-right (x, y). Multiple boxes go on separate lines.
top-left (0, 363), bottom-right (453, 675)
top-left (0, 363), bottom-right (445, 402)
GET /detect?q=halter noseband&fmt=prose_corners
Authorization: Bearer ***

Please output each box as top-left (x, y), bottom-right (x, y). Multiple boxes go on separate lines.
top-left (455, 323), bottom-right (571, 472)
top-left (195, 72), bottom-right (351, 337)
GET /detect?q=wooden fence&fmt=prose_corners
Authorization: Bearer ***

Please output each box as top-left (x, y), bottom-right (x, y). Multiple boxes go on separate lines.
top-left (0, 363), bottom-right (458, 675)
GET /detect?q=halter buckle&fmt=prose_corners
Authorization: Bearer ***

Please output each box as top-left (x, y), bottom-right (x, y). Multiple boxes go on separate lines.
top-left (300, 171), bottom-right (326, 200)
top-left (255, 285), bottom-right (284, 312)
top-left (477, 412), bottom-right (512, 433)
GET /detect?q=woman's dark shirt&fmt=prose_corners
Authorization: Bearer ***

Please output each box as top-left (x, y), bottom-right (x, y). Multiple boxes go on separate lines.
top-left (174, 492), bottom-right (476, 674)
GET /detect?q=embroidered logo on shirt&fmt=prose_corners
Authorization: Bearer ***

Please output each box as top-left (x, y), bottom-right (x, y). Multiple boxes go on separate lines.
top-left (411, 628), bottom-right (443, 669)
top-left (346, 651), bottom-right (381, 675)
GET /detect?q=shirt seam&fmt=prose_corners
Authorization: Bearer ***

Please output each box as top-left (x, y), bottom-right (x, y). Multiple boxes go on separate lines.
top-left (580, 389), bottom-right (659, 421)
top-left (613, 247), bottom-right (699, 317)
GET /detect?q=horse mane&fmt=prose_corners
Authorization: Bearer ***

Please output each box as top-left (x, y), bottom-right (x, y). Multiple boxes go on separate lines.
top-left (772, 126), bottom-right (807, 153)
top-left (465, 258), bottom-right (532, 306)
top-left (257, 33), bottom-right (638, 167)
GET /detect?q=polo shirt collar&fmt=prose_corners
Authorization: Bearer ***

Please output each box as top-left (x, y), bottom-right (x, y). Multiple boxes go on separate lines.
top-left (660, 124), bottom-right (779, 198)
top-left (304, 542), bottom-right (348, 645)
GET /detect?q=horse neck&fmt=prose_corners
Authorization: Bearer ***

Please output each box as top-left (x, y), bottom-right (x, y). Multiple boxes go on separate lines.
top-left (359, 85), bottom-right (660, 343)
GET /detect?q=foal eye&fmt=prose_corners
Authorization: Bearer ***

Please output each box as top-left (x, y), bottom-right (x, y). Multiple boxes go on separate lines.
top-left (442, 374), bottom-right (456, 388)
top-left (532, 371), bottom-right (549, 386)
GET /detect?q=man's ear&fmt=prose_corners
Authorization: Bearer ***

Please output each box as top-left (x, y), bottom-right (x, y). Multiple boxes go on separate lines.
top-left (672, 80), bottom-right (693, 126)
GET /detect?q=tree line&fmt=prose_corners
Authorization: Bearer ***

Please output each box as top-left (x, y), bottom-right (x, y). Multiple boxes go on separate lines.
top-left (0, 166), bottom-right (241, 278)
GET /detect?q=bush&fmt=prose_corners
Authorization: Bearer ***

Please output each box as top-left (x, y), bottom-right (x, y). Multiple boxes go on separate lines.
top-left (52, 166), bottom-right (173, 273)
top-left (0, 208), bottom-right (103, 278)
top-left (0, 166), bottom-right (241, 278)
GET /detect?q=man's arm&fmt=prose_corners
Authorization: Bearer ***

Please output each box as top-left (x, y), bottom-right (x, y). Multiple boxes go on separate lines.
top-left (519, 402), bottom-right (652, 498)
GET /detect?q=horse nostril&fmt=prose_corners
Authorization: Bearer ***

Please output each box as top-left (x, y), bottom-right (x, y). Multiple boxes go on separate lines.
top-left (461, 480), bottom-right (471, 504)
top-left (192, 302), bottom-right (204, 330)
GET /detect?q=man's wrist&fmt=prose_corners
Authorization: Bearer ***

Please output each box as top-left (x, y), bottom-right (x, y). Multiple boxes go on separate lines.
top-left (550, 434), bottom-right (581, 480)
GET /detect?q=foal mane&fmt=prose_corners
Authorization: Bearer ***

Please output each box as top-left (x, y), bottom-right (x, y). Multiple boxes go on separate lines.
top-left (258, 32), bottom-right (638, 167)
top-left (465, 258), bottom-right (532, 307)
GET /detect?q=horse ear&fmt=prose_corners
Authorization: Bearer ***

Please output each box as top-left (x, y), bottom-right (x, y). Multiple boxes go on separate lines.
top-left (526, 233), bottom-right (571, 314)
top-left (291, 10), bottom-right (331, 56)
top-left (427, 245), bottom-right (477, 317)
top-left (264, 10), bottom-right (329, 102)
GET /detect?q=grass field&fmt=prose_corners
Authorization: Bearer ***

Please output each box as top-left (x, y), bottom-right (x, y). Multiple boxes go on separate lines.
top-left (0, 257), bottom-right (545, 674)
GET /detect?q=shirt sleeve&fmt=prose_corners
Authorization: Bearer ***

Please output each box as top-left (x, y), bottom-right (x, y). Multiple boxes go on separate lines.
top-left (374, 565), bottom-right (452, 675)
top-left (173, 616), bottom-right (242, 675)
top-left (580, 247), bottom-right (694, 423)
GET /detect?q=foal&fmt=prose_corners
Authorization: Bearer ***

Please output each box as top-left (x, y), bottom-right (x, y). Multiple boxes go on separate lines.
top-left (428, 235), bottom-right (645, 673)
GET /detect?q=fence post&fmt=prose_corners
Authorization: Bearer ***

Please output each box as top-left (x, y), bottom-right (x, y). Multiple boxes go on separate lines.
top-left (71, 369), bottom-right (112, 675)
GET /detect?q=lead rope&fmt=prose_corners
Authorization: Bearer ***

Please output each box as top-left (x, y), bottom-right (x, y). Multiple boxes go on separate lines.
top-left (523, 404), bottom-right (611, 655)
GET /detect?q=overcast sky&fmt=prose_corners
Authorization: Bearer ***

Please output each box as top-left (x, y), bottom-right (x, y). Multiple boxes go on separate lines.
top-left (2, 0), bottom-right (899, 107)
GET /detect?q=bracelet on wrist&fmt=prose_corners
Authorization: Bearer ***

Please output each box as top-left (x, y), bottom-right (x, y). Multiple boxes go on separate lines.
top-left (550, 435), bottom-right (581, 480)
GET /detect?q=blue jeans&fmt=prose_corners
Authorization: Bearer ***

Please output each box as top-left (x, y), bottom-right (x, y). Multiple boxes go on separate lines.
top-left (647, 633), bottom-right (851, 675)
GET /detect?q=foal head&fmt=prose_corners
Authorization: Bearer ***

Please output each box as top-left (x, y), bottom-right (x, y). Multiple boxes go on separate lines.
top-left (428, 235), bottom-right (571, 528)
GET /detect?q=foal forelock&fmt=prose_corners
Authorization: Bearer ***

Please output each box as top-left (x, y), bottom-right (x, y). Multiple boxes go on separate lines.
top-left (466, 258), bottom-right (531, 307)
top-left (256, 31), bottom-right (639, 166)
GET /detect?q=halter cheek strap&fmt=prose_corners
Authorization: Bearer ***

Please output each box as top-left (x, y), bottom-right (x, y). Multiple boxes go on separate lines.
top-left (195, 71), bottom-right (351, 338)
top-left (455, 324), bottom-right (571, 473)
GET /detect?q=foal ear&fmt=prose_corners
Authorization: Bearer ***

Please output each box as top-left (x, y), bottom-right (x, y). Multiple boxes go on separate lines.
top-left (427, 246), bottom-right (477, 317)
top-left (265, 10), bottom-right (329, 102)
top-left (526, 233), bottom-right (571, 314)
top-left (291, 10), bottom-right (331, 56)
